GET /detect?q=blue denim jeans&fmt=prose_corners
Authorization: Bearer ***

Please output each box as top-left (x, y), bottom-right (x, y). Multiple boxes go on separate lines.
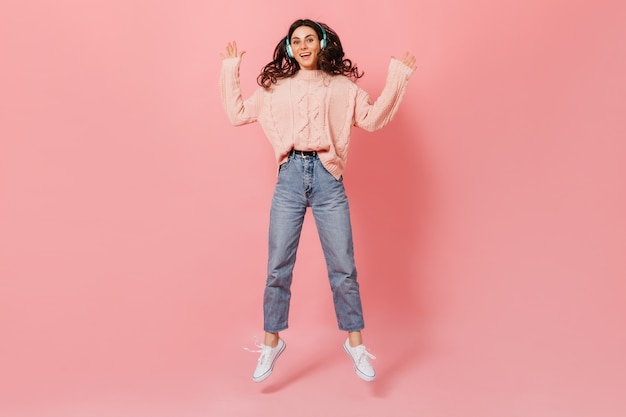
top-left (263, 152), bottom-right (364, 333)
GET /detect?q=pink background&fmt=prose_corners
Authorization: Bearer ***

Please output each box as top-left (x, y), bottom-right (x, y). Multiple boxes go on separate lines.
top-left (1, 0), bottom-right (625, 416)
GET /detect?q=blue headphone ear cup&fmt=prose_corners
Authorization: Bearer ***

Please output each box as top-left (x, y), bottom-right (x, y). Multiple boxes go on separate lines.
top-left (285, 38), bottom-right (293, 58)
top-left (315, 22), bottom-right (328, 49)
top-left (316, 22), bottom-right (327, 50)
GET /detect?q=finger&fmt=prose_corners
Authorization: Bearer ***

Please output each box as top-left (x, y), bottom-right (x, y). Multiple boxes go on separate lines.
top-left (222, 43), bottom-right (231, 60)
top-left (404, 52), bottom-right (416, 69)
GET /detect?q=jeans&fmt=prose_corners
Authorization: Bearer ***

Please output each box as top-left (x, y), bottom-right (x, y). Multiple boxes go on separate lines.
top-left (263, 152), bottom-right (364, 333)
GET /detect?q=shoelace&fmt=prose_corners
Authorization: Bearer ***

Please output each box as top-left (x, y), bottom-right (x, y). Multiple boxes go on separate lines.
top-left (354, 345), bottom-right (376, 366)
top-left (243, 337), bottom-right (272, 364)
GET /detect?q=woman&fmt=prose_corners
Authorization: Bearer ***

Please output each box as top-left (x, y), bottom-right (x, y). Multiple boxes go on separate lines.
top-left (220, 18), bottom-right (416, 383)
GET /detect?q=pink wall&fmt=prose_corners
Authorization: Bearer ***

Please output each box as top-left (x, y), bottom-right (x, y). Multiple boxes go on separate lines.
top-left (1, 1), bottom-right (625, 416)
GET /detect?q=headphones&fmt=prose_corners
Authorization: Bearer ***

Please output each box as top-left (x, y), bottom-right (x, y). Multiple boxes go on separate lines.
top-left (285, 21), bottom-right (327, 59)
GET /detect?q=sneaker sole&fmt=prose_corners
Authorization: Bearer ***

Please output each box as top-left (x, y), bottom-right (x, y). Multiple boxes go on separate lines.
top-left (252, 341), bottom-right (286, 383)
top-left (343, 343), bottom-right (376, 382)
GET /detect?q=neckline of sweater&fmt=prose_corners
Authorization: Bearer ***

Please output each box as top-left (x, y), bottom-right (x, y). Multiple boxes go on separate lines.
top-left (294, 69), bottom-right (326, 81)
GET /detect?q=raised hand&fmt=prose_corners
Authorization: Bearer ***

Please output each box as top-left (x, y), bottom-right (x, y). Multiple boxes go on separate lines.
top-left (399, 52), bottom-right (417, 71)
top-left (220, 41), bottom-right (246, 60)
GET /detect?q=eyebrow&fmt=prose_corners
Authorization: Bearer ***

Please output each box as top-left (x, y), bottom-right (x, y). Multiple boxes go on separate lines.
top-left (291, 34), bottom-right (316, 40)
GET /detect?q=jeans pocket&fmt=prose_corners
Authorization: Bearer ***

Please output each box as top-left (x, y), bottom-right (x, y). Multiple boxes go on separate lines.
top-left (278, 157), bottom-right (292, 173)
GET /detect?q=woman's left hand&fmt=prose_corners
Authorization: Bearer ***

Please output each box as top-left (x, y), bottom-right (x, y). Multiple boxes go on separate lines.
top-left (399, 52), bottom-right (417, 71)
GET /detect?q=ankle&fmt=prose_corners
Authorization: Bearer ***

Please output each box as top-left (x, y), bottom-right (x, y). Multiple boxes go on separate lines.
top-left (264, 332), bottom-right (279, 348)
top-left (348, 331), bottom-right (363, 347)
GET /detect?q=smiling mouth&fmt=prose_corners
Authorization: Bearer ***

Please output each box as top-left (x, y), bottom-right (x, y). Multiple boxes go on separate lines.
top-left (300, 52), bottom-right (312, 58)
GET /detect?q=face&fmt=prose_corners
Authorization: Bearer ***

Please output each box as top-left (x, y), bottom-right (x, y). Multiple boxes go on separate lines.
top-left (289, 25), bottom-right (321, 70)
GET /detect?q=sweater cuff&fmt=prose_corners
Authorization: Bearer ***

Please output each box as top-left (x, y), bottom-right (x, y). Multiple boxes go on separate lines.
top-left (389, 58), bottom-right (415, 80)
top-left (221, 56), bottom-right (241, 72)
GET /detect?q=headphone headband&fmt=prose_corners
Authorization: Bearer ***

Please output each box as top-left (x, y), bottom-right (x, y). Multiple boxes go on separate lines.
top-left (285, 21), bottom-right (327, 59)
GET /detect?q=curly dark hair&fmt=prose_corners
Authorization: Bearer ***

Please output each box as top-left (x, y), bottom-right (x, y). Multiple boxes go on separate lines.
top-left (257, 19), bottom-right (364, 88)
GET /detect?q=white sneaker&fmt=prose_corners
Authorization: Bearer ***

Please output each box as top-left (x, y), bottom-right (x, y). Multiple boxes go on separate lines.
top-left (249, 338), bottom-right (286, 383)
top-left (343, 338), bottom-right (376, 381)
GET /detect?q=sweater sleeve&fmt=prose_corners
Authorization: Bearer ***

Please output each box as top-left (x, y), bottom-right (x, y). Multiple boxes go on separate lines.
top-left (219, 57), bottom-right (261, 126)
top-left (353, 58), bottom-right (414, 132)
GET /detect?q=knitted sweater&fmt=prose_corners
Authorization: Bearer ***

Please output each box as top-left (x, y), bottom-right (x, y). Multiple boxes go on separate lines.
top-left (220, 57), bottom-right (414, 179)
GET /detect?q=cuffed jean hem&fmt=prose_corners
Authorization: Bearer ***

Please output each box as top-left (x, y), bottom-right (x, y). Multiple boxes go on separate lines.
top-left (339, 326), bottom-right (365, 332)
top-left (264, 325), bottom-right (289, 333)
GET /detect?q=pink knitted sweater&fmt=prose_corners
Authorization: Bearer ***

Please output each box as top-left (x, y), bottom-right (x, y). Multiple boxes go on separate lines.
top-left (220, 57), bottom-right (414, 179)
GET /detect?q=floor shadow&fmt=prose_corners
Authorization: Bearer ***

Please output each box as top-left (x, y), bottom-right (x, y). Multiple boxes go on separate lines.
top-left (260, 348), bottom-right (342, 393)
top-left (369, 335), bottom-right (430, 398)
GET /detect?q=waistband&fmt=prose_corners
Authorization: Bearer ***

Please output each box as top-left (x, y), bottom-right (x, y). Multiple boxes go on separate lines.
top-left (291, 149), bottom-right (318, 157)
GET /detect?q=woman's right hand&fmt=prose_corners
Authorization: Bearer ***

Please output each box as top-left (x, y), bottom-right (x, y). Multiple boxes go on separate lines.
top-left (220, 41), bottom-right (246, 60)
